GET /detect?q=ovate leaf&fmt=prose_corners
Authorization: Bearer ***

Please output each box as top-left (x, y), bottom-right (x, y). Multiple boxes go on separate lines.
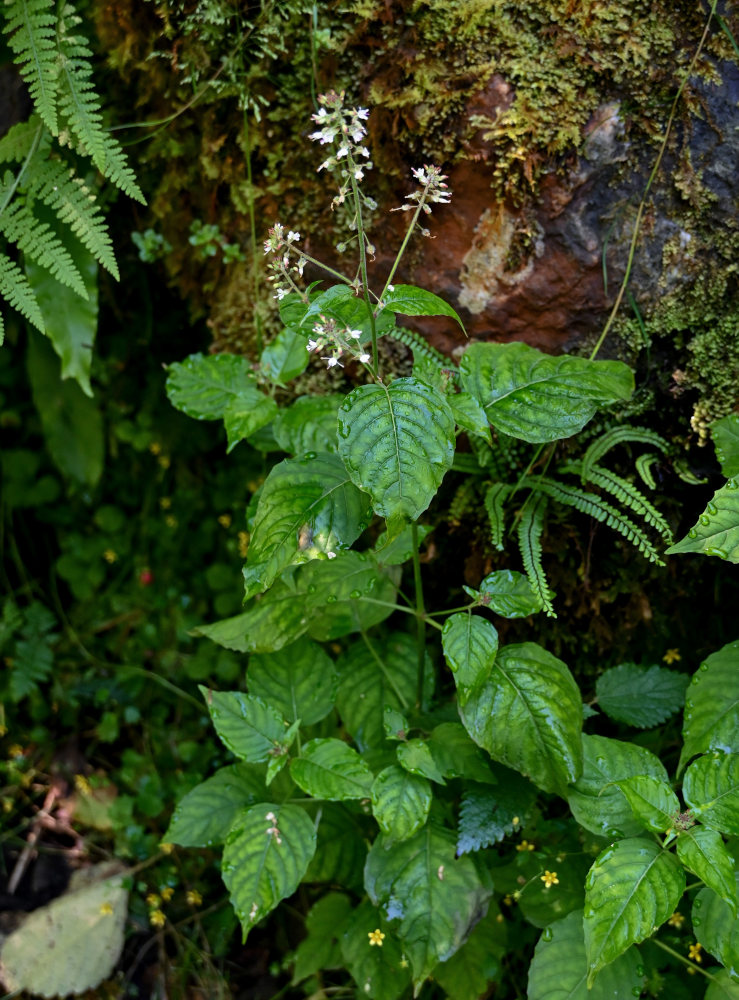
top-left (192, 580), bottom-right (310, 653)
top-left (201, 688), bottom-right (290, 763)
top-left (300, 284), bottom-right (395, 339)
top-left (292, 893), bottom-right (352, 983)
top-left (273, 394), bottom-right (343, 455)
top-left (243, 453), bottom-right (371, 598)
top-left (382, 285), bottom-right (465, 330)
top-left (223, 393), bottom-right (277, 452)
top-left (300, 552), bottom-right (400, 642)
top-left (371, 765), bottom-right (432, 841)
top-left (427, 723), bottom-right (497, 784)
top-left (706, 970), bottom-right (739, 1000)
top-left (433, 906), bottom-right (506, 1000)
top-left (596, 663), bottom-right (688, 728)
top-left (584, 838), bottom-right (685, 984)
top-left (340, 900), bottom-right (412, 1000)
top-left (711, 413), bottom-right (739, 479)
top-left (166, 352), bottom-right (257, 419)
top-left (477, 569), bottom-right (544, 618)
top-left (567, 734), bottom-right (669, 839)
top-left (614, 775), bottom-right (680, 834)
top-left (459, 342), bottom-right (634, 443)
top-left (449, 391), bottom-right (492, 444)
top-left (528, 909), bottom-right (643, 1000)
top-left (305, 803), bottom-right (367, 890)
top-left (457, 773), bottom-right (537, 854)
top-left (247, 638), bottom-right (338, 725)
top-left (666, 478), bottom-right (739, 563)
top-left (338, 377), bottom-right (455, 533)
top-left (683, 752), bottom-right (739, 835)
top-left (396, 739), bottom-right (446, 784)
top-left (290, 739), bottom-right (374, 801)
top-left (441, 612), bottom-right (498, 701)
top-left (365, 824), bottom-right (493, 985)
top-left (259, 325), bottom-right (309, 384)
top-left (680, 641), bottom-right (739, 771)
top-left (222, 803), bottom-right (316, 937)
top-left (677, 829), bottom-right (737, 915)
top-left (693, 873), bottom-right (739, 974)
top-left (459, 642), bottom-right (583, 796)
top-left (164, 763), bottom-right (267, 847)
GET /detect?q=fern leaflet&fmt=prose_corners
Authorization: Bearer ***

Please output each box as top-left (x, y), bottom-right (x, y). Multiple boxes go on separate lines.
top-left (582, 425), bottom-right (669, 479)
top-left (635, 452), bottom-right (660, 490)
top-left (484, 482), bottom-right (511, 551)
top-left (560, 461), bottom-right (673, 542)
top-left (527, 476), bottom-right (665, 565)
top-left (0, 251), bottom-right (45, 336)
top-left (3, 0), bottom-right (59, 134)
top-left (517, 492), bottom-right (555, 617)
top-left (0, 118), bottom-right (47, 165)
top-left (391, 325), bottom-right (449, 368)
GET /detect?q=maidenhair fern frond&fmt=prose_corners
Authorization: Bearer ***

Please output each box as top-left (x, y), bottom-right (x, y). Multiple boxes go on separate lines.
top-left (517, 492), bottom-right (555, 617)
top-left (527, 476), bottom-right (664, 565)
top-left (0, 251), bottom-right (44, 337)
top-left (3, 0), bottom-right (59, 134)
top-left (484, 482), bottom-right (510, 551)
top-left (582, 425), bottom-right (669, 478)
top-left (0, 191), bottom-right (86, 296)
top-left (560, 461), bottom-right (673, 542)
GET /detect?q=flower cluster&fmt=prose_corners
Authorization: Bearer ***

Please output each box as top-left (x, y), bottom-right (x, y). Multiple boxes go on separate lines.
top-left (306, 315), bottom-right (371, 370)
top-left (308, 91), bottom-right (374, 210)
top-left (394, 165), bottom-right (452, 235)
top-left (263, 223), bottom-right (307, 301)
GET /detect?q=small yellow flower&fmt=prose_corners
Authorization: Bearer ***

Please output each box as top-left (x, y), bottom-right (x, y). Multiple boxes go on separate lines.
top-left (238, 531), bottom-right (249, 558)
top-left (688, 942), bottom-right (703, 963)
top-left (160, 842), bottom-right (174, 855)
top-left (159, 497), bottom-right (172, 510)
top-left (663, 648), bottom-right (681, 665)
top-left (8, 745), bottom-right (24, 759)
top-left (149, 909), bottom-right (166, 928)
top-left (146, 893), bottom-right (160, 908)
top-left (503, 894), bottom-right (514, 906)
top-left (218, 514), bottom-right (232, 528)
top-left (74, 774), bottom-right (92, 795)
top-left (516, 840), bottom-right (536, 852)
top-left (668, 911), bottom-right (685, 928)
top-left (186, 889), bottom-right (202, 907)
top-left (100, 902), bottom-right (114, 916)
top-left (158, 455), bottom-right (171, 469)
top-left (512, 815), bottom-right (520, 826)
top-left (496, 913), bottom-right (504, 923)
top-left (149, 442), bottom-right (162, 455)
top-left (160, 887), bottom-right (174, 902)
top-left (541, 871), bottom-right (559, 888)
top-left (103, 549), bottom-right (118, 564)
top-left (368, 929), bottom-right (385, 947)
top-left (400, 956), bottom-right (409, 968)
top-left (165, 515), bottom-right (178, 529)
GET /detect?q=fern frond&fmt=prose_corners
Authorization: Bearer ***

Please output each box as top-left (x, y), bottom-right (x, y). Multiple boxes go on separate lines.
top-left (391, 325), bottom-right (449, 368)
top-left (0, 118), bottom-right (49, 164)
top-left (0, 188), bottom-right (86, 296)
top-left (449, 477), bottom-right (480, 526)
top-left (528, 476), bottom-right (665, 565)
top-left (55, 2), bottom-right (144, 203)
top-left (560, 461), bottom-right (672, 542)
top-left (29, 158), bottom-right (118, 277)
top-left (3, 0), bottom-right (59, 134)
top-left (582, 425), bottom-right (669, 478)
top-left (635, 452), bottom-right (660, 490)
top-left (484, 482), bottom-right (511, 551)
top-left (517, 492), bottom-right (555, 617)
top-left (0, 251), bottom-right (44, 332)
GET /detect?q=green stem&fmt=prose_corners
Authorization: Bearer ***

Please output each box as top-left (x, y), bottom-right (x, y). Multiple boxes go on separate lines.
top-left (283, 244), bottom-right (353, 287)
top-left (360, 629), bottom-right (410, 709)
top-left (427, 601), bottom-right (479, 617)
top-left (651, 938), bottom-right (719, 983)
top-left (588, 0), bottom-right (718, 361)
top-left (359, 596), bottom-right (443, 631)
top-left (348, 158), bottom-right (378, 374)
top-left (380, 180), bottom-right (434, 299)
top-left (0, 124), bottom-right (42, 220)
top-left (119, 667), bottom-right (204, 711)
top-left (411, 523), bottom-right (427, 709)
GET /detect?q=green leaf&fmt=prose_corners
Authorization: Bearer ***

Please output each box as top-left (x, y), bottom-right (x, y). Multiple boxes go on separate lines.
top-left (290, 738), bottom-right (374, 801)
top-left (166, 352), bottom-right (257, 420)
top-left (340, 900), bottom-right (412, 1000)
top-left (584, 838), bottom-right (685, 984)
top-left (223, 393), bottom-right (277, 452)
top-left (683, 753), bottom-right (739, 835)
top-left (201, 687), bottom-right (290, 763)
top-left (192, 580), bottom-right (310, 654)
top-left (300, 552), bottom-right (400, 642)
top-left (458, 642), bottom-right (583, 796)
top-left (433, 906), bottom-right (506, 1000)
top-left (528, 909), bottom-right (643, 1000)
top-left (457, 773), bottom-right (537, 854)
top-left (518, 855), bottom-right (589, 929)
top-left (299, 284), bottom-right (395, 340)
top-left (666, 478), bottom-right (739, 562)
top-left (384, 706), bottom-right (409, 740)
top-left (259, 326), bottom-right (309, 384)
top-left (222, 803), bottom-right (316, 937)
top-left (365, 823), bottom-right (493, 985)
top-left (449, 391), bottom-right (492, 444)
top-left (477, 570), bottom-right (544, 618)
top-left (305, 803), bottom-right (367, 890)
top-left (337, 377), bottom-right (455, 532)
top-left (396, 739), bottom-right (446, 784)
top-left (273, 394), bottom-right (342, 455)
top-left (712, 413), bottom-right (739, 478)
top-left (373, 524), bottom-right (433, 567)
top-left (441, 613), bottom-right (498, 701)
top-left (292, 893), bottom-right (352, 984)
top-left (247, 638), bottom-right (338, 725)
top-left (677, 828), bottom-right (737, 915)
top-left (27, 329), bottom-right (103, 486)
top-left (694, 872), bottom-right (739, 975)
top-left (371, 765), bottom-right (432, 841)
top-left (164, 763), bottom-right (267, 847)
top-left (706, 970), bottom-right (739, 1000)
top-left (680, 641), bottom-right (739, 771)
top-left (596, 663), bottom-right (688, 728)
top-left (614, 775), bottom-right (679, 833)
top-left (459, 342), bottom-right (634, 443)
top-left (567, 734), bottom-right (669, 839)
top-left (426, 723), bottom-right (497, 784)
top-left (243, 454), bottom-right (371, 598)
top-left (26, 237), bottom-right (98, 396)
top-left (336, 633), bottom-right (433, 750)
top-left (382, 284), bottom-right (465, 330)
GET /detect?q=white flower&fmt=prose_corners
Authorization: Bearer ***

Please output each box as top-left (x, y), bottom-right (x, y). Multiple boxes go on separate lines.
top-left (356, 108), bottom-right (369, 120)
top-left (287, 230), bottom-right (300, 243)
top-left (273, 288), bottom-right (289, 300)
top-left (354, 166), bottom-right (364, 180)
top-left (358, 353), bottom-right (371, 364)
top-left (323, 356), bottom-right (344, 369)
top-left (336, 143), bottom-right (350, 160)
top-left (347, 329), bottom-right (362, 340)
top-left (306, 339), bottom-right (320, 352)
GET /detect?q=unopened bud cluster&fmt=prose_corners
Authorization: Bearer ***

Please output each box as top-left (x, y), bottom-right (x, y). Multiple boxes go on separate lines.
top-left (309, 91), bottom-right (374, 210)
top-left (263, 223), bottom-right (306, 300)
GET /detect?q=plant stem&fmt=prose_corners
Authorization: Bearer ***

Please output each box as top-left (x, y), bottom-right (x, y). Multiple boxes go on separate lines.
top-left (359, 596), bottom-right (443, 631)
top-left (411, 523), bottom-right (427, 709)
top-left (651, 939), bottom-right (719, 984)
top-left (348, 159), bottom-right (378, 374)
